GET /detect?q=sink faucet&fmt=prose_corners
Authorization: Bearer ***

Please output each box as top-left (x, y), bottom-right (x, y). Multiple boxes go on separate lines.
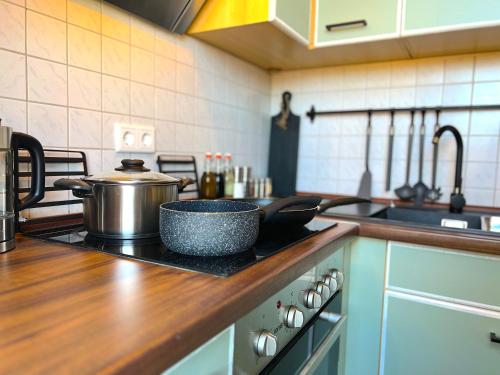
top-left (432, 125), bottom-right (466, 213)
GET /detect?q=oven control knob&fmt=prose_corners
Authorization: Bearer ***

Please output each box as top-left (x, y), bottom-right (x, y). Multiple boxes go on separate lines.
top-left (315, 281), bottom-right (331, 301)
top-left (323, 275), bottom-right (338, 294)
top-left (284, 306), bottom-right (304, 328)
top-left (254, 330), bottom-right (278, 357)
top-left (304, 289), bottom-right (322, 309)
top-left (329, 269), bottom-right (344, 289)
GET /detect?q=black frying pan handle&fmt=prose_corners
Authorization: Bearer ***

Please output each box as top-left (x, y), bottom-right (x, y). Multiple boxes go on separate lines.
top-left (261, 196), bottom-right (322, 223)
top-left (317, 197), bottom-right (371, 214)
top-left (54, 178), bottom-right (93, 198)
top-left (11, 132), bottom-right (45, 210)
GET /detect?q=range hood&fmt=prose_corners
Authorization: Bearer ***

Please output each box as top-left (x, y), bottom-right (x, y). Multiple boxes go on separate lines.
top-left (106, 0), bottom-right (206, 34)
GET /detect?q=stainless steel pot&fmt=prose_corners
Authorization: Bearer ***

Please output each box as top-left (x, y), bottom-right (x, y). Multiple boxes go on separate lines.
top-left (54, 159), bottom-right (192, 239)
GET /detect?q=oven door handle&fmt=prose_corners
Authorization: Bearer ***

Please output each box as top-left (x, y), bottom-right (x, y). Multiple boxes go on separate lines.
top-left (298, 314), bottom-right (347, 375)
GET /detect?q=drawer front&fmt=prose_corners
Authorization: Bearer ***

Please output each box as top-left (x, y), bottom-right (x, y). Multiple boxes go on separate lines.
top-left (383, 295), bottom-right (500, 375)
top-left (316, 0), bottom-right (399, 44)
top-left (404, 0), bottom-right (500, 33)
top-left (388, 242), bottom-right (500, 308)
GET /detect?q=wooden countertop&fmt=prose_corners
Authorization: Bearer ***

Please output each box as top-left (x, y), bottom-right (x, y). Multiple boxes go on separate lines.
top-left (332, 216), bottom-right (500, 255)
top-left (0, 222), bottom-right (357, 375)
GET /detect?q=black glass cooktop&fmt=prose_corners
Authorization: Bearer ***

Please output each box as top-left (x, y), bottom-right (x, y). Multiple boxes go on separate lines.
top-left (28, 219), bottom-right (337, 277)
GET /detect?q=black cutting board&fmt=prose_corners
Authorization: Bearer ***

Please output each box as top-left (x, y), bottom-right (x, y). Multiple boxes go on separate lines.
top-left (268, 112), bottom-right (300, 197)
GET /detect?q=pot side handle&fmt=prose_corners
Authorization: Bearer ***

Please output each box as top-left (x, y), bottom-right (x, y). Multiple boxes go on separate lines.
top-left (178, 177), bottom-right (195, 192)
top-left (261, 196), bottom-right (323, 223)
top-left (54, 178), bottom-right (93, 198)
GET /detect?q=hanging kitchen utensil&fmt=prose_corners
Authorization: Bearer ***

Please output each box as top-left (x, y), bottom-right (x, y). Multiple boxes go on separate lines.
top-left (54, 159), bottom-right (193, 239)
top-left (413, 110), bottom-right (429, 206)
top-left (268, 91), bottom-right (300, 197)
top-left (357, 111), bottom-right (372, 199)
top-left (427, 110), bottom-right (442, 202)
top-left (159, 196), bottom-right (323, 256)
top-left (385, 111), bottom-right (395, 191)
top-left (395, 111), bottom-right (416, 201)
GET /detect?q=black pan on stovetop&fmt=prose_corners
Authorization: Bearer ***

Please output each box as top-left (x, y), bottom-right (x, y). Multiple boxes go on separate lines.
top-left (232, 196), bottom-right (370, 227)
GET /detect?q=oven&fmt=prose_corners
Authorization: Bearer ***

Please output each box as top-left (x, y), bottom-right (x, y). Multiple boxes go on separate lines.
top-left (233, 246), bottom-right (347, 375)
top-left (262, 291), bottom-right (345, 375)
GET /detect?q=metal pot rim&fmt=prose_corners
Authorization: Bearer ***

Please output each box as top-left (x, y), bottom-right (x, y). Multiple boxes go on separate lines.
top-left (160, 200), bottom-right (260, 215)
top-left (83, 177), bottom-right (181, 186)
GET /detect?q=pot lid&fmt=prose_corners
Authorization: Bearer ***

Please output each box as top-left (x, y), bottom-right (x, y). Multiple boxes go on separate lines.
top-left (84, 159), bottom-right (180, 185)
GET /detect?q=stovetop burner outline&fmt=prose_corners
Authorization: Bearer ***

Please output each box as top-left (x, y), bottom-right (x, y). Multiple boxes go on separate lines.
top-left (27, 219), bottom-right (337, 277)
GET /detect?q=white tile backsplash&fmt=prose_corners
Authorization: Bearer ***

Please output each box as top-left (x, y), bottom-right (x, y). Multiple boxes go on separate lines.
top-left (0, 50), bottom-right (26, 99)
top-left (27, 57), bottom-right (66, 104)
top-left (0, 0), bottom-right (25, 53)
top-left (28, 102), bottom-right (67, 147)
top-left (27, 0), bottom-right (66, 20)
top-left (69, 108), bottom-right (101, 148)
top-left (68, 66), bottom-right (101, 110)
top-left (273, 52), bottom-right (500, 207)
top-left (68, 25), bottom-right (101, 72)
top-left (102, 75), bottom-right (129, 114)
top-left (0, 0), bottom-right (270, 219)
top-left (27, 10), bottom-right (66, 63)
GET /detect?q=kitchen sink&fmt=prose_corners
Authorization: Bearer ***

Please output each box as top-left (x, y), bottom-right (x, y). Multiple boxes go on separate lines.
top-left (371, 206), bottom-right (485, 229)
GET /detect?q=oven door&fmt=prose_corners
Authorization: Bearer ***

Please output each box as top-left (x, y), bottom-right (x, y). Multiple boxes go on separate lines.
top-left (261, 291), bottom-right (346, 375)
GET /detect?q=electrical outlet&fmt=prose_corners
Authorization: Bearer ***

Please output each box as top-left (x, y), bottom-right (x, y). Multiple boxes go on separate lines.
top-left (114, 123), bottom-right (155, 153)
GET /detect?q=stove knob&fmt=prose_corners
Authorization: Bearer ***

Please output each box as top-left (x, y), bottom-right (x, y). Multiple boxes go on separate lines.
top-left (330, 269), bottom-right (344, 289)
top-left (315, 281), bottom-right (331, 301)
top-left (284, 306), bottom-right (304, 328)
top-left (323, 275), bottom-right (339, 294)
top-left (304, 289), bottom-right (322, 309)
top-left (254, 330), bottom-right (278, 357)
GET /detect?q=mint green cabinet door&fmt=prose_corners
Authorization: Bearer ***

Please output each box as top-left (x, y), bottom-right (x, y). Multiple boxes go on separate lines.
top-left (382, 295), bottom-right (500, 375)
top-left (344, 238), bottom-right (387, 375)
top-left (275, 0), bottom-right (310, 43)
top-left (404, 0), bottom-right (500, 33)
top-left (315, 0), bottom-right (399, 45)
top-left (163, 326), bottom-right (232, 375)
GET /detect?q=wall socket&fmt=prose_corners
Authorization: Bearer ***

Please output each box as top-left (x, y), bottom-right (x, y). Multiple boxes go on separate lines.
top-left (114, 123), bottom-right (155, 153)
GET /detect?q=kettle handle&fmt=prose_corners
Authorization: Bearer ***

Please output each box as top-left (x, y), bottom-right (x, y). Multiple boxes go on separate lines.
top-left (12, 132), bottom-right (45, 210)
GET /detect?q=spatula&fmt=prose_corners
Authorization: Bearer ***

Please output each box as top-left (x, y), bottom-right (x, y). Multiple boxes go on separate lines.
top-left (357, 112), bottom-right (372, 199)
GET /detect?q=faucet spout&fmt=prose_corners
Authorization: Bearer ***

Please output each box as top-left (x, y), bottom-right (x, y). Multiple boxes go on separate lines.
top-left (432, 125), bottom-right (465, 213)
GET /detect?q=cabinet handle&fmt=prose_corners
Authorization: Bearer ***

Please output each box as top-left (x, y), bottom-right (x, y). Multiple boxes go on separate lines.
top-left (490, 332), bottom-right (500, 344)
top-left (325, 19), bottom-right (367, 31)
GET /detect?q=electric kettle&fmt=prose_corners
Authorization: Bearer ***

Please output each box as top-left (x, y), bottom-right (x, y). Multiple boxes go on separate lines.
top-left (0, 124), bottom-right (45, 253)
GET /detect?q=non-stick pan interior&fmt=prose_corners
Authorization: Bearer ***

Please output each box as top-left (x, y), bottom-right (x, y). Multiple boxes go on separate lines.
top-left (161, 200), bottom-right (258, 213)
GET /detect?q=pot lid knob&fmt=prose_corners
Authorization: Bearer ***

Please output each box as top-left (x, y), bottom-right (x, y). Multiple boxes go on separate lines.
top-left (115, 159), bottom-right (151, 172)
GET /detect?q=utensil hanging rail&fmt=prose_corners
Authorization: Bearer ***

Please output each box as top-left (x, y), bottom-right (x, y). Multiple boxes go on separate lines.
top-left (307, 104), bottom-right (500, 122)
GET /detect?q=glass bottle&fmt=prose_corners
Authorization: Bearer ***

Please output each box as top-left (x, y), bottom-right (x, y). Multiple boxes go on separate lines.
top-left (223, 153), bottom-right (234, 197)
top-left (214, 152), bottom-right (224, 198)
top-left (200, 152), bottom-right (216, 199)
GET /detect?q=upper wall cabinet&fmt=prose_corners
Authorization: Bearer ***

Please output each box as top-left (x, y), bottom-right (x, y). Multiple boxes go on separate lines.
top-left (189, 0), bottom-right (409, 69)
top-left (314, 0), bottom-right (400, 47)
top-left (189, 0), bottom-right (311, 45)
top-left (403, 0), bottom-right (500, 35)
top-left (189, 0), bottom-right (500, 70)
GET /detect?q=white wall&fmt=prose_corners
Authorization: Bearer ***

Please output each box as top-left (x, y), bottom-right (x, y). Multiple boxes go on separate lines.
top-left (0, 0), bottom-right (271, 217)
top-left (271, 53), bottom-right (500, 207)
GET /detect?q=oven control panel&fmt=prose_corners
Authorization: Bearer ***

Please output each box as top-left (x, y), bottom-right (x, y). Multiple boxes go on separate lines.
top-left (233, 243), bottom-right (345, 374)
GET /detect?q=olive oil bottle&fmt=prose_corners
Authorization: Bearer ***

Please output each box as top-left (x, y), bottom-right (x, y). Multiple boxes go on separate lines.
top-left (200, 152), bottom-right (216, 199)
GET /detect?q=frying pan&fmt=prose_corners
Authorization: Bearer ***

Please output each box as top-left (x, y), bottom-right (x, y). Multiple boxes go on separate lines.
top-left (159, 196), bottom-right (324, 257)
top-left (234, 196), bottom-right (371, 228)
